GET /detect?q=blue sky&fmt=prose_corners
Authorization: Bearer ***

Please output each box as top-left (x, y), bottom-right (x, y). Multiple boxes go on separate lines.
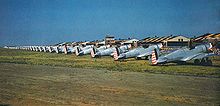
top-left (0, 0), bottom-right (219, 46)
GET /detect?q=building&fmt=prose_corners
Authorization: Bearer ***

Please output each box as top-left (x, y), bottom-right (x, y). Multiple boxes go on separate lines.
top-left (193, 33), bottom-right (220, 48)
top-left (105, 35), bottom-right (115, 45)
top-left (96, 40), bottom-right (105, 46)
top-left (164, 35), bottom-right (190, 47)
top-left (141, 35), bottom-right (190, 47)
top-left (193, 33), bottom-right (220, 43)
top-left (121, 39), bottom-right (139, 47)
top-left (87, 40), bottom-right (98, 46)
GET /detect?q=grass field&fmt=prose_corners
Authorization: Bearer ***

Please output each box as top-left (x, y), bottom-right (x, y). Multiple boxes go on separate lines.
top-left (0, 63), bottom-right (219, 105)
top-left (0, 48), bottom-right (220, 77)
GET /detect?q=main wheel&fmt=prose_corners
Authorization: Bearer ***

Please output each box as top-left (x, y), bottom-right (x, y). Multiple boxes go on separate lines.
top-left (194, 59), bottom-right (200, 65)
top-left (177, 61), bottom-right (186, 65)
top-left (207, 60), bottom-right (212, 66)
top-left (201, 58), bottom-right (206, 65)
top-left (136, 57), bottom-right (142, 60)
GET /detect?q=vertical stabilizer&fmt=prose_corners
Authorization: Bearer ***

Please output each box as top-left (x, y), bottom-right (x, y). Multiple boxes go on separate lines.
top-left (113, 47), bottom-right (120, 60)
top-left (151, 49), bottom-right (158, 65)
top-left (91, 47), bottom-right (96, 58)
top-left (75, 46), bottom-right (80, 56)
top-left (55, 46), bottom-right (59, 53)
top-left (64, 45), bottom-right (68, 54)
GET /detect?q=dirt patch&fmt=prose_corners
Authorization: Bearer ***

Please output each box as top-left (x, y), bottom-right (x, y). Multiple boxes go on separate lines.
top-left (98, 86), bottom-right (128, 94)
top-left (159, 95), bottom-right (194, 104)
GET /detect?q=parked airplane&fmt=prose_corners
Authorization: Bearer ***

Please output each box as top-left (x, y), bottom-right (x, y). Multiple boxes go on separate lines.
top-left (92, 45), bottom-right (131, 57)
top-left (47, 46), bottom-right (54, 53)
top-left (54, 45), bottom-right (71, 54)
top-left (32, 46), bottom-right (36, 51)
top-left (34, 46), bottom-right (39, 51)
top-left (53, 46), bottom-right (60, 53)
top-left (42, 46), bottom-right (49, 52)
top-left (63, 45), bottom-right (77, 54)
top-left (91, 45), bottom-right (110, 57)
top-left (38, 46), bottom-right (44, 52)
top-left (149, 43), bottom-right (216, 65)
top-left (75, 45), bottom-right (94, 56)
top-left (113, 43), bottom-right (163, 60)
top-left (30, 46), bottom-right (34, 51)
top-left (58, 45), bottom-right (68, 54)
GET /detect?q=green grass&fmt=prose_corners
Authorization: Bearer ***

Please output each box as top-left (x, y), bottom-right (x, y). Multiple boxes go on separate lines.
top-left (0, 48), bottom-right (220, 77)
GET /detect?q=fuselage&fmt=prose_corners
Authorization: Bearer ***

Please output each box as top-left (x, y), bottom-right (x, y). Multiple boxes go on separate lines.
top-left (95, 45), bottom-right (130, 56)
top-left (157, 43), bottom-right (212, 63)
top-left (117, 43), bottom-right (162, 60)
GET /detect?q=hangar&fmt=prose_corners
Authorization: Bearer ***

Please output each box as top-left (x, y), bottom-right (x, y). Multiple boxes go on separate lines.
top-left (142, 35), bottom-right (190, 47)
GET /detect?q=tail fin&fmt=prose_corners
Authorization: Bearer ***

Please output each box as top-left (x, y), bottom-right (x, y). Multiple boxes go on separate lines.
top-left (64, 45), bottom-right (68, 54)
top-left (75, 46), bottom-right (80, 56)
top-left (39, 47), bottom-right (42, 52)
top-left (49, 46), bottom-right (52, 53)
top-left (55, 47), bottom-right (59, 53)
top-left (91, 47), bottom-right (96, 58)
top-left (151, 49), bottom-right (158, 65)
top-left (44, 47), bottom-right (47, 52)
top-left (113, 47), bottom-right (120, 60)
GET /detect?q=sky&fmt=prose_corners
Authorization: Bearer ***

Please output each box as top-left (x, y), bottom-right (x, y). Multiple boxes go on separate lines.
top-left (0, 0), bottom-right (220, 46)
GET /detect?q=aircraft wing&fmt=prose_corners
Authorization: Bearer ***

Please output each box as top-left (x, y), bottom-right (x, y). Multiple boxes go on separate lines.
top-left (181, 53), bottom-right (216, 61)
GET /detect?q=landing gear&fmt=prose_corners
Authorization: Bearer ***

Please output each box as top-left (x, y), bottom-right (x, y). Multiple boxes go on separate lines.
top-left (194, 58), bottom-right (212, 66)
top-left (148, 55), bottom-right (152, 65)
top-left (194, 59), bottom-right (200, 65)
top-left (177, 61), bottom-right (186, 65)
top-left (135, 57), bottom-right (148, 60)
top-left (200, 58), bottom-right (206, 65)
top-left (206, 59), bottom-right (212, 66)
top-left (135, 57), bottom-right (142, 60)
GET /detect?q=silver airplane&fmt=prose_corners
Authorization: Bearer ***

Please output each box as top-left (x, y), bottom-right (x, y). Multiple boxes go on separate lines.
top-left (54, 45), bottom-right (72, 54)
top-left (90, 45), bottom-right (110, 57)
top-left (34, 46), bottom-right (39, 51)
top-left (149, 43), bottom-right (216, 65)
top-left (75, 45), bottom-right (94, 56)
top-left (52, 46), bottom-right (60, 53)
top-left (47, 46), bottom-right (54, 53)
top-left (48, 46), bottom-right (60, 53)
top-left (57, 45), bottom-right (67, 54)
top-left (92, 45), bottom-right (132, 57)
top-left (113, 43), bottom-right (163, 60)
top-left (42, 46), bottom-right (49, 52)
top-left (32, 46), bottom-right (36, 51)
top-left (63, 45), bottom-right (77, 54)
top-left (31, 46), bottom-right (35, 51)
top-left (30, 46), bottom-right (34, 51)
top-left (38, 46), bottom-right (44, 52)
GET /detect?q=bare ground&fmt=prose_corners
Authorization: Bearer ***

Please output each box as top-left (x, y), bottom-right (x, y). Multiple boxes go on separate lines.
top-left (0, 63), bottom-right (219, 106)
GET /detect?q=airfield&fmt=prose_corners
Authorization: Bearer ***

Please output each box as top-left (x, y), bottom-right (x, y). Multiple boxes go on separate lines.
top-left (0, 48), bottom-right (220, 105)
